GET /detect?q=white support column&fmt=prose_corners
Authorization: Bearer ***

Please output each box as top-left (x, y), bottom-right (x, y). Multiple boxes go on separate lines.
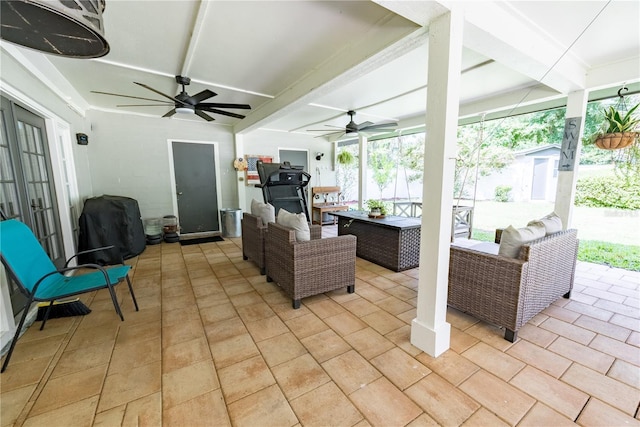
top-left (555, 90), bottom-right (588, 229)
top-left (235, 133), bottom-right (247, 212)
top-left (358, 135), bottom-right (368, 210)
top-left (410, 9), bottom-right (464, 357)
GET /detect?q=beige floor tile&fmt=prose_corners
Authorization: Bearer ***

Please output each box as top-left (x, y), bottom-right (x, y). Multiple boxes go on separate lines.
top-left (9, 333), bottom-right (66, 365)
top-left (284, 313), bottom-right (329, 339)
top-left (257, 332), bottom-right (307, 368)
top-left (405, 374), bottom-right (480, 426)
top-left (30, 364), bottom-right (107, 417)
top-left (342, 296), bottom-right (381, 317)
top-left (542, 304), bottom-right (581, 323)
top-left (344, 327), bottom-right (395, 360)
top-left (361, 310), bottom-right (405, 335)
top-left (299, 329), bottom-right (352, 363)
top-left (589, 334), bottom-right (640, 365)
top-left (162, 336), bottom-right (211, 373)
top-left (574, 314), bottom-right (632, 341)
top-left (209, 332), bottom-right (260, 369)
top-left (385, 325), bottom-right (423, 357)
top-left (460, 407), bottom-right (509, 427)
top-left (162, 360), bottom-right (219, 409)
top-left (416, 350), bottom-right (479, 386)
top-left (517, 402), bottom-right (577, 427)
top-left (271, 353), bottom-right (331, 400)
top-left (539, 317), bottom-right (597, 345)
top-left (235, 301), bottom-right (276, 323)
top-left (50, 340), bottom-right (113, 379)
top-left (464, 323), bottom-right (515, 352)
top-left (357, 284), bottom-right (390, 303)
top-left (460, 370), bottom-right (535, 426)
top-left (245, 315), bottom-right (289, 342)
top-left (446, 307), bottom-right (481, 331)
top-left (507, 339), bottom-right (571, 378)
top-left (322, 350), bottom-right (382, 395)
top-left (517, 323), bottom-right (558, 348)
top-left (23, 395), bottom-right (98, 427)
top-left (385, 284), bottom-right (417, 301)
top-left (194, 289), bottom-right (230, 310)
top-left (577, 398), bottom-right (640, 426)
top-left (371, 348), bottom-right (431, 390)
top-left (162, 318), bottom-right (205, 348)
top-left (561, 363), bottom-right (639, 415)
top-left (461, 341), bottom-right (525, 381)
top-left (97, 361), bottom-right (161, 412)
top-left (324, 311), bottom-right (368, 337)
top-left (290, 381), bottom-right (363, 426)
top-left (108, 336), bottom-right (161, 376)
top-left (0, 356), bottom-right (51, 393)
top-left (306, 298), bottom-right (346, 319)
top-left (218, 355), bottom-right (275, 403)
top-left (376, 296), bottom-right (414, 316)
top-left (164, 390), bottom-right (230, 427)
top-left (548, 336), bottom-right (614, 373)
top-left (229, 290), bottom-right (265, 308)
top-left (161, 305), bottom-right (200, 327)
top-left (199, 302), bottom-right (239, 325)
top-left (406, 412), bottom-right (440, 426)
top-left (0, 385), bottom-right (36, 426)
top-left (204, 317), bottom-right (247, 344)
top-left (93, 404), bottom-right (126, 427)
top-left (351, 377), bottom-right (422, 426)
top-left (449, 327), bottom-right (480, 354)
top-left (227, 383), bottom-right (298, 427)
top-left (18, 317), bottom-right (74, 343)
top-left (607, 359), bottom-right (640, 388)
top-left (510, 365), bottom-right (588, 420)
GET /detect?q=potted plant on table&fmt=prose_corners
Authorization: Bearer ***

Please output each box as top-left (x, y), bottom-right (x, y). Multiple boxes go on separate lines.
top-left (591, 102), bottom-right (639, 150)
top-left (366, 199), bottom-right (388, 218)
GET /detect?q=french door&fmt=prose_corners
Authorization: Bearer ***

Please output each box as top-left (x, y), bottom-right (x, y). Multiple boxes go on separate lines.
top-left (1, 95), bottom-right (64, 315)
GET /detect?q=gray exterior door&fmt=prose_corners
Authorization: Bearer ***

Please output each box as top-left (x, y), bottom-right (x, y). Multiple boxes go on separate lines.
top-left (531, 158), bottom-right (548, 200)
top-left (172, 142), bottom-right (219, 234)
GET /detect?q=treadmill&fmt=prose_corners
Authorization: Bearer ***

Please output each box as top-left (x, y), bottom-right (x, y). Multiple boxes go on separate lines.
top-left (256, 160), bottom-right (311, 222)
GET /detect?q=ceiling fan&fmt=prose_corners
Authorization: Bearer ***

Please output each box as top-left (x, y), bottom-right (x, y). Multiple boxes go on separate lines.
top-left (308, 110), bottom-right (397, 138)
top-left (92, 75), bottom-right (251, 122)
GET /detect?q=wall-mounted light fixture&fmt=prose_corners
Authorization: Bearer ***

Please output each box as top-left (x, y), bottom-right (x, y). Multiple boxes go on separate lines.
top-left (315, 152), bottom-right (324, 161)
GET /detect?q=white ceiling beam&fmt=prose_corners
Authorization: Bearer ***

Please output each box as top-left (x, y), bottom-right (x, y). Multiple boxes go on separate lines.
top-left (180, 0), bottom-right (210, 78)
top-left (234, 15), bottom-right (425, 134)
top-left (372, 1), bottom-right (451, 26)
top-left (462, 1), bottom-right (587, 94)
top-left (586, 57), bottom-right (640, 92)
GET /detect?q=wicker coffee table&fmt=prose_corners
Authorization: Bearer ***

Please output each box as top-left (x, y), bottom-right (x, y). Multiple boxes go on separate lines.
top-left (331, 211), bottom-right (421, 271)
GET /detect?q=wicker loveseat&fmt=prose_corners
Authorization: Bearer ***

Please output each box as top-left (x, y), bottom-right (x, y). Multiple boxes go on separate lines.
top-left (448, 229), bottom-right (578, 342)
top-left (265, 222), bottom-right (356, 309)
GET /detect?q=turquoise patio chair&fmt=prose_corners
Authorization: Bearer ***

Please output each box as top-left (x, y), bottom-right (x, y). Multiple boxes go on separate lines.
top-left (0, 219), bottom-right (139, 372)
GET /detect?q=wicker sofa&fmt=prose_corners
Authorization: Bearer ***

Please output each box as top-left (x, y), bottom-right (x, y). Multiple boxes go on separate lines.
top-left (448, 229), bottom-right (578, 342)
top-left (265, 222), bottom-right (356, 309)
top-left (241, 212), bottom-right (321, 274)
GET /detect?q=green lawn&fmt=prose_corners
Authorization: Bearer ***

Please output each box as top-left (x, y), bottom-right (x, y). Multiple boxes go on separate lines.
top-left (470, 201), bottom-right (640, 271)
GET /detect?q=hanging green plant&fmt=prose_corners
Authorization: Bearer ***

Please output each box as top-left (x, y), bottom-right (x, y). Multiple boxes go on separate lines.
top-left (336, 150), bottom-right (355, 165)
top-left (592, 102), bottom-right (639, 150)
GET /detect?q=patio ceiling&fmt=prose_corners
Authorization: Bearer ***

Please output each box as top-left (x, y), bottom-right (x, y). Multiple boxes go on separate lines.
top-left (7, 0), bottom-right (639, 137)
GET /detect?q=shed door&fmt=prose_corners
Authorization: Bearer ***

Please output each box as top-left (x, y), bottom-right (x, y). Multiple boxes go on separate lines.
top-left (531, 158), bottom-right (548, 200)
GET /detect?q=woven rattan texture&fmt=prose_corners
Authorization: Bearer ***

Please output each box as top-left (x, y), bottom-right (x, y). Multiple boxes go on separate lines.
top-left (448, 229), bottom-right (578, 339)
top-left (265, 222), bottom-right (356, 304)
top-left (241, 213), bottom-right (267, 271)
top-left (337, 217), bottom-right (420, 271)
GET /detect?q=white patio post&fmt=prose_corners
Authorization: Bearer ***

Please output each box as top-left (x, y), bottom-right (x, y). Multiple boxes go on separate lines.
top-left (555, 90), bottom-right (588, 229)
top-left (410, 8), bottom-right (463, 357)
top-left (235, 133), bottom-right (247, 212)
top-left (358, 135), bottom-right (368, 210)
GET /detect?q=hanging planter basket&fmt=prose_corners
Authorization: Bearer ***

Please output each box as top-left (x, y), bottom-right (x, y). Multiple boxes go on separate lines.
top-left (594, 132), bottom-right (638, 150)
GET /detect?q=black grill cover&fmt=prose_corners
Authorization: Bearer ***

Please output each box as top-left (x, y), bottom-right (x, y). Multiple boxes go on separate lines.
top-left (78, 195), bottom-right (145, 265)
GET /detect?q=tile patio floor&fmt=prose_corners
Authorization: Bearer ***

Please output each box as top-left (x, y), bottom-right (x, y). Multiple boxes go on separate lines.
top-left (1, 226), bottom-right (639, 426)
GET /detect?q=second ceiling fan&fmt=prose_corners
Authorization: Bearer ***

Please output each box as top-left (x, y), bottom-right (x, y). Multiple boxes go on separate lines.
top-left (92, 75), bottom-right (251, 122)
top-left (308, 110), bottom-right (397, 138)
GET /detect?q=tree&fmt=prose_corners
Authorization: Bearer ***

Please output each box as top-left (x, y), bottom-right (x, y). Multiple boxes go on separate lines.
top-left (336, 145), bottom-right (358, 202)
top-left (368, 140), bottom-right (397, 198)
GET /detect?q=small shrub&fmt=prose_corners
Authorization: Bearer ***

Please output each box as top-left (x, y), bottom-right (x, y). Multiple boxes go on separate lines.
top-left (494, 185), bottom-right (512, 202)
top-left (575, 175), bottom-right (640, 210)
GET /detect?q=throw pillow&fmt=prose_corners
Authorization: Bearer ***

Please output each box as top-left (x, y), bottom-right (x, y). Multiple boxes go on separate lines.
top-left (251, 199), bottom-right (275, 226)
top-left (527, 212), bottom-right (562, 235)
top-left (498, 223), bottom-right (545, 258)
top-left (276, 208), bottom-right (311, 241)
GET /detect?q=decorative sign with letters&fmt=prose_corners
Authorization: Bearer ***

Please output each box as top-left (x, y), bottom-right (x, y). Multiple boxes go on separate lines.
top-left (559, 117), bottom-right (582, 172)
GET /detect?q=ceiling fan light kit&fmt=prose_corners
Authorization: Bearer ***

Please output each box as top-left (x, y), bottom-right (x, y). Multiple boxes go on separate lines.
top-left (92, 75), bottom-right (251, 122)
top-left (0, 0), bottom-right (109, 58)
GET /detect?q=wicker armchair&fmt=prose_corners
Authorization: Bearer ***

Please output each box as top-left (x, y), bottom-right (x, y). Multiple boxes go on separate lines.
top-left (448, 229), bottom-right (578, 342)
top-left (265, 222), bottom-right (356, 308)
top-left (242, 213), bottom-right (322, 274)
top-left (241, 213), bottom-right (268, 274)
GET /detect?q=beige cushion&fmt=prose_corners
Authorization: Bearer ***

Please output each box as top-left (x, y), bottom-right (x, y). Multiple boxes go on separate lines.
top-left (498, 223), bottom-right (545, 258)
top-left (533, 212), bottom-right (563, 235)
top-left (276, 208), bottom-right (310, 241)
top-left (251, 199), bottom-right (275, 226)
